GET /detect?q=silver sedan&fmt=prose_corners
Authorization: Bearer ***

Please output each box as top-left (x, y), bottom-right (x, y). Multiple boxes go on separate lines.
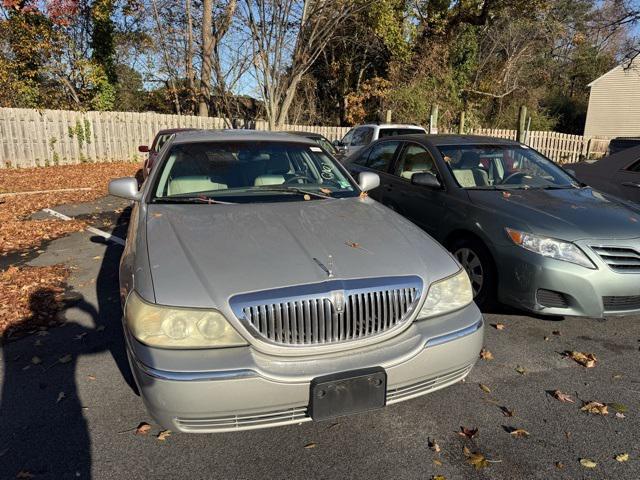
top-left (109, 130), bottom-right (483, 433)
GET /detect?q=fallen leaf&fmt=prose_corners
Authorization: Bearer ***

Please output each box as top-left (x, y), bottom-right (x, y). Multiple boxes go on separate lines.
top-left (515, 365), bottom-right (526, 375)
top-left (303, 194), bottom-right (311, 201)
top-left (580, 458), bottom-right (597, 469)
top-left (345, 241), bottom-right (360, 248)
top-left (552, 390), bottom-right (575, 403)
top-left (479, 383), bottom-right (491, 394)
top-left (432, 476), bottom-right (446, 480)
top-left (16, 471), bottom-right (34, 479)
top-left (92, 255), bottom-right (101, 260)
top-left (552, 330), bottom-right (561, 336)
top-left (135, 422), bottom-right (151, 435)
top-left (56, 392), bottom-right (65, 403)
top-left (544, 336), bottom-right (550, 341)
top-left (359, 191), bottom-right (368, 199)
top-left (616, 412), bottom-right (626, 419)
top-left (59, 354), bottom-right (72, 364)
top-left (433, 459), bottom-right (443, 466)
top-left (467, 452), bottom-right (489, 470)
top-left (319, 188), bottom-right (332, 195)
top-left (428, 437), bottom-right (441, 453)
top-left (303, 442), bottom-right (317, 449)
top-left (555, 461), bottom-right (564, 469)
top-left (581, 401), bottom-right (608, 415)
top-left (156, 430), bottom-right (171, 441)
top-left (31, 356), bottom-right (42, 365)
top-left (500, 406), bottom-right (514, 417)
top-left (479, 348), bottom-right (493, 360)
top-left (565, 351), bottom-right (597, 368)
top-left (509, 428), bottom-right (530, 438)
top-left (608, 403), bottom-right (628, 413)
top-left (459, 427), bottom-right (478, 439)
top-left (615, 453), bottom-right (629, 462)
top-left (152, 213), bottom-right (163, 217)
top-left (492, 323), bottom-right (506, 330)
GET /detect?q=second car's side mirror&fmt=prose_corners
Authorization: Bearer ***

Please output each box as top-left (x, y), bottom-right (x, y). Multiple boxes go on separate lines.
top-left (109, 177), bottom-right (142, 201)
top-left (138, 145), bottom-right (150, 153)
top-left (411, 172), bottom-right (442, 189)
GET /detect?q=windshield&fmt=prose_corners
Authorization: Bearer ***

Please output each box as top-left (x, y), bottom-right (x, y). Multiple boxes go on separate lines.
top-left (315, 136), bottom-right (337, 155)
top-left (438, 144), bottom-right (578, 190)
top-left (152, 141), bottom-right (358, 203)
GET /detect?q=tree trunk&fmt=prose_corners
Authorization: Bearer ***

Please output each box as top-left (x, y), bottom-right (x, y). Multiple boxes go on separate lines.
top-left (199, 0), bottom-right (213, 117)
top-left (186, 0), bottom-right (196, 114)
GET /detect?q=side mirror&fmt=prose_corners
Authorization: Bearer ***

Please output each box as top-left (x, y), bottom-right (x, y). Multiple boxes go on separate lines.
top-left (138, 145), bottom-right (150, 153)
top-left (109, 177), bottom-right (142, 201)
top-left (411, 172), bottom-right (441, 189)
top-left (358, 171), bottom-right (380, 192)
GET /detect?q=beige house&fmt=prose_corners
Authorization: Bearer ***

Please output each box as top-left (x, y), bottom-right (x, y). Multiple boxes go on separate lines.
top-left (584, 60), bottom-right (640, 137)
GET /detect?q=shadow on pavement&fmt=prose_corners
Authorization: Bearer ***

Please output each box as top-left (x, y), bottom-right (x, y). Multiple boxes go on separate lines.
top-left (0, 206), bottom-right (135, 479)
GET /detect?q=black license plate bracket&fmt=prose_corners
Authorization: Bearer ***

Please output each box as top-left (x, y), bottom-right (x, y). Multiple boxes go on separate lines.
top-left (309, 367), bottom-right (387, 421)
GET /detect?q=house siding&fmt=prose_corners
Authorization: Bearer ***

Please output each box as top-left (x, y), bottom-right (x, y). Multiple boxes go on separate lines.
top-left (584, 63), bottom-right (640, 138)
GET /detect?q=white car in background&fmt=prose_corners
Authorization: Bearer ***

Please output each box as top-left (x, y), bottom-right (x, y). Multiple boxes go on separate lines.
top-left (335, 124), bottom-right (427, 159)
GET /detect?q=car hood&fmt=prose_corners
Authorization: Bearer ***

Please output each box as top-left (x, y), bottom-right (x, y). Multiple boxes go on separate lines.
top-left (145, 197), bottom-right (458, 308)
top-left (467, 187), bottom-right (640, 241)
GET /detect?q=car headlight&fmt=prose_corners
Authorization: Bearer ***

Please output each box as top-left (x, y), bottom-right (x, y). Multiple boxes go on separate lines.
top-left (124, 291), bottom-right (248, 349)
top-left (505, 228), bottom-right (595, 269)
top-left (418, 269), bottom-right (474, 319)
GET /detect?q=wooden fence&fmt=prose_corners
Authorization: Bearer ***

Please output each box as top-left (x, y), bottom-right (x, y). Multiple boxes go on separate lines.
top-left (0, 107), bottom-right (609, 168)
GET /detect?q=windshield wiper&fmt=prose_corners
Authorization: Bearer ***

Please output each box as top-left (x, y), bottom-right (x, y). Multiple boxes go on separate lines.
top-left (248, 186), bottom-right (332, 199)
top-left (152, 196), bottom-right (236, 204)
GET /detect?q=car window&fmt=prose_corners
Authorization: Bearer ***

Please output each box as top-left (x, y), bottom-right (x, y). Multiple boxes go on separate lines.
top-left (315, 137), bottom-right (337, 155)
top-left (153, 134), bottom-right (173, 152)
top-left (365, 141), bottom-right (400, 172)
top-left (439, 144), bottom-right (578, 190)
top-left (625, 158), bottom-right (640, 173)
top-left (351, 127), bottom-right (373, 146)
top-left (341, 129), bottom-right (354, 145)
top-left (153, 141), bottom-right (358, 203)
top-left (394, 144), bottom-right (437, 180)
top-left (378, 128), bottom-right (426, 138)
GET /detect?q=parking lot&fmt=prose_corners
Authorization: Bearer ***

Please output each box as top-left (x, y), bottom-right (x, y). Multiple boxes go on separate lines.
top-left (1, 191), bottom-right (639, 480)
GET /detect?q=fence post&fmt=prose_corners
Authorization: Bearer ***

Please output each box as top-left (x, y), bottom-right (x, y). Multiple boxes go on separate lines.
top-left (517, 105), bottom-right (527, 143)
top-left (385, 109), bottom-right (392, 123)
top-left (429, 104), bottom-right (438, 134)
top-left (458, 111), bottom-right (466, 134)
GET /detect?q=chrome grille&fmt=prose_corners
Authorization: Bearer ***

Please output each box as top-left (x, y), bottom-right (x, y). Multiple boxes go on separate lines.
top-left (175, 407), bottom-right (309, 432)
top-left (591, 246), bottom-right (640, 273)
top-left (230, 277), bottom-right (422, 346)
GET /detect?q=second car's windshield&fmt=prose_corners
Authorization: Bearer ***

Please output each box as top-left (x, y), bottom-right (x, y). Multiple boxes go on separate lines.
top-left (152, 141), bottom-right (358, 203)
top-left (438, 144), bottom-right (578, 190)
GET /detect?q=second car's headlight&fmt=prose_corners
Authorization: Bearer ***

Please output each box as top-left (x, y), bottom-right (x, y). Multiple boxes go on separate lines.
top-left (505, 228), bottom-right (595, 269)
top-left (125, 291), bottom-right (248, 349)
top-left (418, 269), bottom-right (474, 319)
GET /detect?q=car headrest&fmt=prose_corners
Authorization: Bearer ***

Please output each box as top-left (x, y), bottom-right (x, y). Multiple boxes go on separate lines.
top-left (266, 154), bottom-right (291, 175)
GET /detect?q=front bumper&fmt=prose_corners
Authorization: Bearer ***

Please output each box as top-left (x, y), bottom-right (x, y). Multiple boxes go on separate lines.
top-left (125, 304), bottom-right (483, 433)
top-left (496, 244), bottom-right (640, 318)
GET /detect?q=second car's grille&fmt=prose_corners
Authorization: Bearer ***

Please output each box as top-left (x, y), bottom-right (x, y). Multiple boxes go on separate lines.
top-left (590, 246), bottom-right (640, 273)
top-left (230, 277), bottom-right (422, 346)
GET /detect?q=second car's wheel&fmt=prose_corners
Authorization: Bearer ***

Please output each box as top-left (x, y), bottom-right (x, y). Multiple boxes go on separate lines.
top-left (449, 237), bottom-right (497, 310)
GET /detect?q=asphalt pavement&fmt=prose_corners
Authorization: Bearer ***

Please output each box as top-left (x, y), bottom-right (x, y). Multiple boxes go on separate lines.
top-left (0, 196), bottom-right (639, 480)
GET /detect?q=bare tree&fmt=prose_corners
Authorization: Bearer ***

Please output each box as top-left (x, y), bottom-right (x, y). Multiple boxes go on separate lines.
top-left (199, 0), bottom-right (237, 117)
top-left (241, 0), bottom-right (362, 128)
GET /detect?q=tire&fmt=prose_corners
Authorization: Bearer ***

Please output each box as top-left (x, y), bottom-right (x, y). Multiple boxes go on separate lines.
top-left (449, 237), bottom-right (497, 310)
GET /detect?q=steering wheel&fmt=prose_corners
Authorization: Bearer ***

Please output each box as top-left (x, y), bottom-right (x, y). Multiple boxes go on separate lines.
top-left (498, 171), bottom-right (528, 185)
top-left (284, 174), bottom-right (314, 184)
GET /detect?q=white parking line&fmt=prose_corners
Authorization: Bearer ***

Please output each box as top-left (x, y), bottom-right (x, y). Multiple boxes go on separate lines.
top-left (43, 207), bottom-right (126, 246)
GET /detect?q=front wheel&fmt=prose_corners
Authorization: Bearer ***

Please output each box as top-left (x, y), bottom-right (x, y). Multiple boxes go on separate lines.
top-left (449, 237), bottom-right (497, 310)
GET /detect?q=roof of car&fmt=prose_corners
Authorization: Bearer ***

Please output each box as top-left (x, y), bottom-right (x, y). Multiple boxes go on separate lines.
top-left (381, 133), bottom-right (521, 146)
top-left (156, 128), bottom-right (199, 135)
top-left (357, 123), bottom-right (426, 129)
top-left (171, 129), bottom-right (317, 145)
top-left (283, 131), bottom-right (324, 139)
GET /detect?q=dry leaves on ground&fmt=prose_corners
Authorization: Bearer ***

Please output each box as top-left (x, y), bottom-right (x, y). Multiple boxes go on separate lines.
top-left (508, 428), bottom-right (530, 438)
top-left (581, 401), bottom-right (608, 415)
top-left (479, 348), bottom-right (493, 360)
top-left (428, 438), bottom-right (441, 453)
top-left (0, 162), bottom-right (139, 256)
top-left (580, 458), bottom-right (597, 469)
top-left (564, 351), bottom-right (597, 368)
top-left (458, 427), bottom-right (478, 439)
top-left (463, 447), bottom-right (490, 470)
top-left (0, 265), bottom-right (69, 338)
top-left (157, 430), bottom-right (171, 441)
top-left (552, 390), bottom-right (575, 403)
top-left (615, 453), bottom-right (629, 462)
top-left (491, 323), bottom-right (506, 330)
top-left (135, 422), bottom-right (152, 435)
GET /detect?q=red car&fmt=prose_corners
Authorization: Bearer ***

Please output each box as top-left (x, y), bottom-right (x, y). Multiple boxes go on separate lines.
top-left (139, 128), bottom-right (199, 178)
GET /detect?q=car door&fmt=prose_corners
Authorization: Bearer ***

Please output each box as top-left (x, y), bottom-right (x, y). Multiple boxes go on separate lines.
top-left (383, 142), bottom-right (449, 237)
top-left (346, 141), bottom-right (401, 201)
top-left (612, 157), bottom-right (640, 203)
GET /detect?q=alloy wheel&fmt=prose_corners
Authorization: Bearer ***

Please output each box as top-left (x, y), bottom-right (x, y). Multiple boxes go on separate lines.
top-left (455, 247), bottom-right (484, 297)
